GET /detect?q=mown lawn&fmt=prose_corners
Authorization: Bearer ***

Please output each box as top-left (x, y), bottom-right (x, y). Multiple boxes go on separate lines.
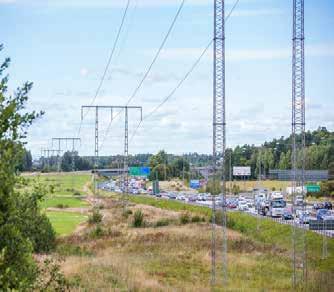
top-left (41, 196), bottom-right (89, 209)
top-left (46, 211), bottom-right (87, 236)
top-left (24, 173), bottom-right (91, 196)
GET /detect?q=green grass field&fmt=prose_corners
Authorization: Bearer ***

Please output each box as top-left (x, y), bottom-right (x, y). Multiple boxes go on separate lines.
top-left (41, 196), bottom-right (89, 209)
top-left (24, 173), bottom-right (91, 196)
top-left (21, 173), bottom-right (92, 236)
top-left (46, 211), bottom-right (87, 236)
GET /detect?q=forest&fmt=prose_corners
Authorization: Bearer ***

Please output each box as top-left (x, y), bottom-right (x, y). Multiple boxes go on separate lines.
top-left (35, 127), bottom-right (334, 180)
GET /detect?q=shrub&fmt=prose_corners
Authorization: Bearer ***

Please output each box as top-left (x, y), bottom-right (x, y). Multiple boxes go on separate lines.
top-left (132, 210), bottom-right (144, 228)
top-left (88, 208), bottom-right (103, 224)
top-left (191, 215), bottom-right (201, 223)
top-left (90, 225), bottom-right (105, 238)
top-left (55, 203), bottom-right (69, 209)
top-left (179, 213), bottom-right (190, 225)
top-left (57, 244), bottom-right (92, 257)
top-left (155, 218), bottom-right (170, 227)
top-left (73, 191), bottom-right (81, 196)
top-left (122, 209), bottom-right (133, 218)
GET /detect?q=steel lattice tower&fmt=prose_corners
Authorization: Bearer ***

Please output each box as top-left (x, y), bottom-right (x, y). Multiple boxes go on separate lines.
top-left (291, 0), bottom-right (307, 288)
top-left (212, 0), bottom-right (227, 286)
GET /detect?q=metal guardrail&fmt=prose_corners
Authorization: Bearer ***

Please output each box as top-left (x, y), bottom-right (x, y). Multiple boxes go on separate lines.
top-left (309, 220), bottom-right (334, 231)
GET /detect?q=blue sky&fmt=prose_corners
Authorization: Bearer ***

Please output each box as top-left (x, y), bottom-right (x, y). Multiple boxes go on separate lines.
top-left (1, 0), bottom-right (333, 157)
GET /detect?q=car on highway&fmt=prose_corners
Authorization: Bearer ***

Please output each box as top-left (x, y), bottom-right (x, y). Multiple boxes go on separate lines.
top-left (227, 201), bottom-right (238, 209)
top-left (317, 209), bottom-right (331, 220)
top-left (299, 212), bottom-right (312, 224)
top-left (168, 193), bottom-right (177, 200)
top-left (294, 195), bottom-right (305, 206)
top-left (238, 200), bottom-right (248, 211)
top-left (313, 202), bottom-right (325, 210)
top-left (322, 210), bottom-right (334, 221)
top-left (177, 195), bottom-right (186, 201)
top-left (281, 210), bottom-right (293, 220)
top-left (324, 201), bottom-right (333, 210)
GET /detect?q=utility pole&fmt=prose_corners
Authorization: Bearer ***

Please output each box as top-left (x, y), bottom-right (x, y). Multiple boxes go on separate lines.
top-left (81, 105), bottom-right (142, 200)
top-left (42, 149), bottom-right (61, 170)
top-left (212, 0), bottom-right (227, 287)
top-left (81, 106), bottom-right (115, 195)
top-left (52, 138), bottom-right (81, 171)
top-left (291, 0), bottom-right (306, 288)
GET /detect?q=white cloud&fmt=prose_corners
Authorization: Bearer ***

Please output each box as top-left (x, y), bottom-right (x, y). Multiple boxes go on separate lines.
top-left (80, 67), bottom-right (89, 77)
top-left (156, 43), bottom-right (334, 62)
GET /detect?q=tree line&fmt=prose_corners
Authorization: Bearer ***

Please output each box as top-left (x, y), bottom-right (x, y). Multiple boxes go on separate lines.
top-left (36, 127), bottom-right (333, 181)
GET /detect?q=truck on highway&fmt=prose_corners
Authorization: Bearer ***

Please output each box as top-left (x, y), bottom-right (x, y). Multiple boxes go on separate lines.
top-left (257, 192), bottom-right (286, 217)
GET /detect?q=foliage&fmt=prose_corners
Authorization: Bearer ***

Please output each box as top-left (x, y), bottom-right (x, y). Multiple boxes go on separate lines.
top-left (191, 215), bottom-right (204, 223)
top-left (122, 209), bottom-right (133, 218)
top-left (320, 180), bottom-right (334, 198)
top-left (205, 179), bottom-right (221, 196)
top-left (0, 44), bottom-right (46, 289)
top-left (88, 208), bottom-right (103, 224)
top-left (59, 128), bottom-right (334, 178)
top-left (90, 225), bottom-right (105, 239)
top-left (132, 210), bottom-right (144, 228)
top-left (34, 258), bottom-right (71, 291)
top-left (17, 147), bottom-right (33, 171)
top-left (155, 218), bottom-right (170, 227)
top-left (60, 151), bottom-right (92, 172)
top-left (14, 181), bottom-right (56, 253)
top-left (179, 212), bottom-right (190, 225)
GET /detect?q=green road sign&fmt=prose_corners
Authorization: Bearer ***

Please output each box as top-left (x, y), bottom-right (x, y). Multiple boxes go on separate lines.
top-left (306, 185), bottom-right (321, 193)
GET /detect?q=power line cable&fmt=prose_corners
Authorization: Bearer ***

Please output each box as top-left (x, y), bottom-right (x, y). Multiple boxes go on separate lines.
top-left (99, 0), bottom-right (186, 152)
top-left (77, 0), bottom-right (131, 138)
top-left (129, 39), bottom-right (213, 143)
top-left (128, 0), bottom-right (240, 144)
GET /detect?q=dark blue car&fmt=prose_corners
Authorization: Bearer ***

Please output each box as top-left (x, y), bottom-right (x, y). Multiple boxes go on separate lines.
top-left (316, 209), bottom-right (328, 220)
top-left (281, 210), bottom-right (293, 220)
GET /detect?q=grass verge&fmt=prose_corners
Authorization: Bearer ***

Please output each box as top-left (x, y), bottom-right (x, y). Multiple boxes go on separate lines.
top-left (46, 211), bottom-right (87, 236)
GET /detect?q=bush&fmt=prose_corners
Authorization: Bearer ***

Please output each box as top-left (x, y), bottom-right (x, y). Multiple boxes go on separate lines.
top-left (191, 215), bottom-right (202, 223)
top-left (90, 225), bottom-right (105, 238)
top-left (55, 203), bottom-right (69, 209)
top-left (122, 209), bottom-right (133, 218)
top-left (88, 208), bottom-right (103, 224)
top-left (56, 244), bottom-right (92, 257)
top-left (15, 192), bottom-right (56, 253)
top-left (155, 218), bottom-right (170, 227)
top-left (210, 210), bottom-right (224, 225)
top-left (179, 213), bottom-right (190, 225)
top-left (132, 210), bottom-right (144, 228)
top-left (73, 191), bottom-right (81, 196)
top-left (0, 224), bottom-right (38, 290)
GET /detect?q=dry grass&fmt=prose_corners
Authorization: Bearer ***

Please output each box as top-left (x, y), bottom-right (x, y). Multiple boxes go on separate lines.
top-left (55, 196), bottom-right (322, 291)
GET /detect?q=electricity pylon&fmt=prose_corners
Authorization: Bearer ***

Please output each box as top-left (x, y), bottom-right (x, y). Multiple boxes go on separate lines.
top-left (81, 105), bottom-right (142, 199)
top-left (52, 138), bottom-right (81, 172)
top-left (212, 0), bottom-right (227, 287)
top-left (291, 0), bottom-right (307, 288)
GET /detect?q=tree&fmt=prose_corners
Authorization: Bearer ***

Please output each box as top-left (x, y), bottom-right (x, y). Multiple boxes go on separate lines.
top-left (0, 44), bottom-right (49, 289)
top-left (171, 157), bottom-right (190, 178)
top-left (17, 147), bottom-right (32, 171)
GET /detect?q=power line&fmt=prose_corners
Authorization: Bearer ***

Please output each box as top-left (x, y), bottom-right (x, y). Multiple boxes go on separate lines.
top-left (128, 0), bottom-right (240, 145)
top-left (98, 0), bottom-right (186, 151)
top-left (77, 0), bottom-right (131, 137)
top-left (129, 39), bottom-right (212, 143)
top-left (125, 0), bottom-right (185, 107)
